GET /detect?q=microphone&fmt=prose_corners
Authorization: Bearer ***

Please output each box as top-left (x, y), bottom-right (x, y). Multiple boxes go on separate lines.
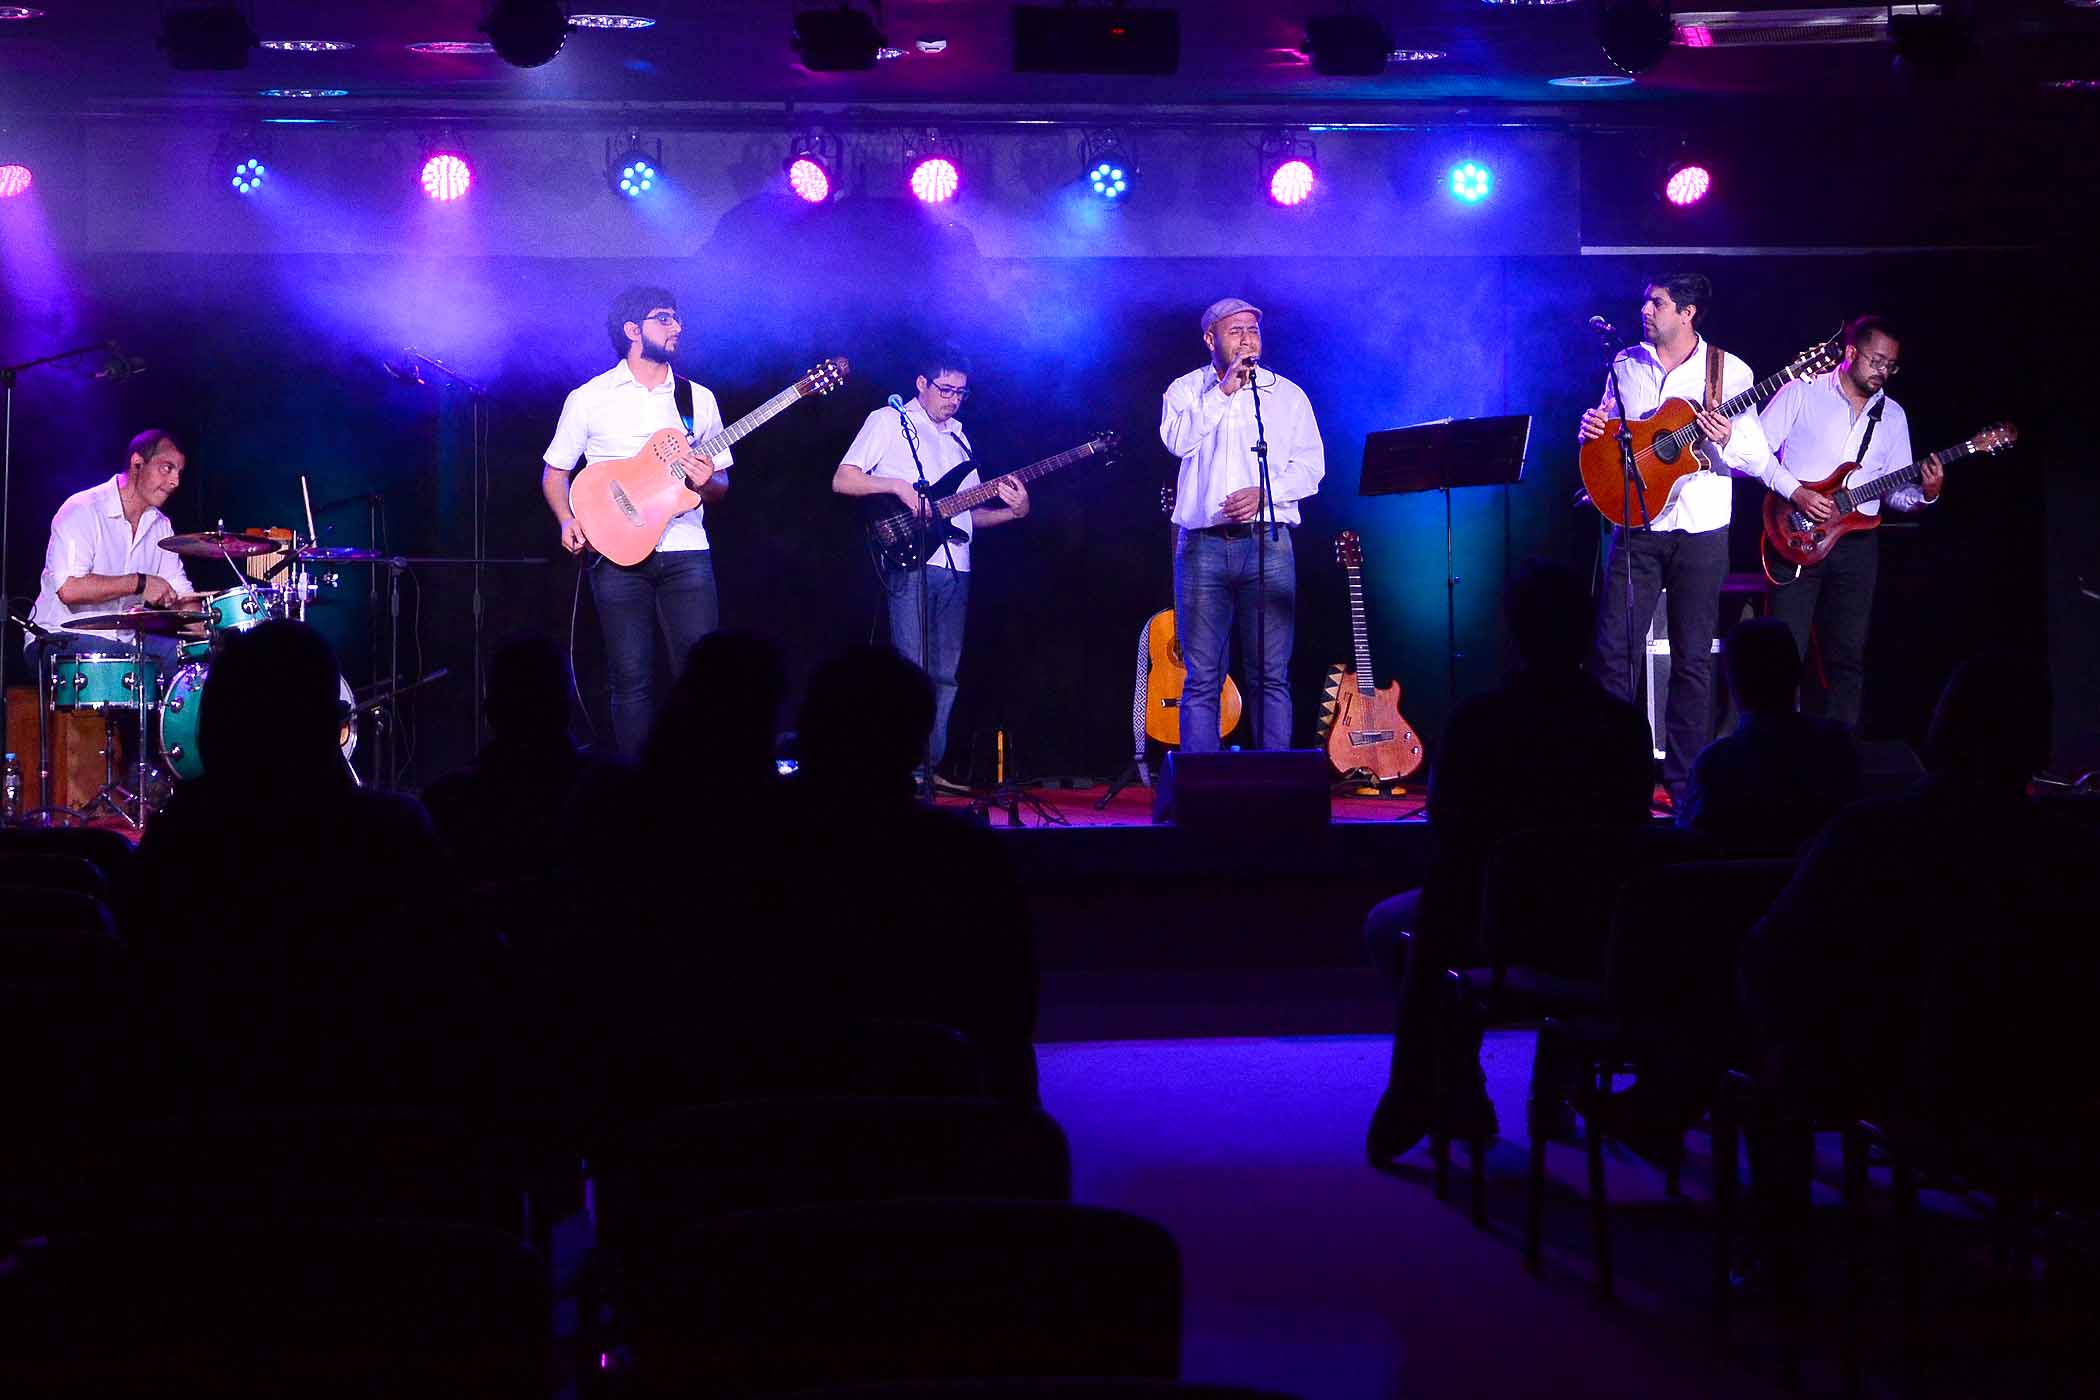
top-left (93, 347), bottom-right (146, 381)
top-left (1586, 315), bottom-right (1617, 338)
top-left (886, 394), bottom-right (906, 412)
top-left (382, 351), bottom-right (426, 386)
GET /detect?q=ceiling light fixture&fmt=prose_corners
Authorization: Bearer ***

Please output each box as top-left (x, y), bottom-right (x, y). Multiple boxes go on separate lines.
top-left (0, 7), bottom-right (48, 18)
top-left (904, 131), bottom-right (962, 205)
top-left (409, 41), bottom-right (497, 54)
top-left (605, 132), bottom-right (663, 198)
top-left (482, 0), bottom-right (570, 68)
top-left (259, 88), bottom-right (349, 98)
top-left (1547, 73), bottom-right (1635, 87)
top-left (1389, 48), bottom-right (1448, 63)
top-left (1079, 129), bottom-right (1137, 205)
top-left (0, 163), bottom-right (32, 199)
top-left (784, 129), bottom-right (844, 203)
top-left (568, 12), bottom-right (655, 26)
top-left (1259, 132), bottom-right (1318, 207)
top-left (259, 38), bottom-right (354, 51)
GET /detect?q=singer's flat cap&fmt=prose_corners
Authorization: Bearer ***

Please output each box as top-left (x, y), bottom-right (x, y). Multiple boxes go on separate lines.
top-left (1199, 297), bottom-right (1262, 334)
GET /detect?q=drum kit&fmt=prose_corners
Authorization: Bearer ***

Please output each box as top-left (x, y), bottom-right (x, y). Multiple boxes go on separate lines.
top-left (33, 527), bottom-right (382, 825)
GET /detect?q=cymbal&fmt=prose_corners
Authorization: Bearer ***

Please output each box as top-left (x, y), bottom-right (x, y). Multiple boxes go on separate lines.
top-left (67, 609), bottom-right (211, 636)
top-left (160, 530), bottom-right (286, 560)
top-left (295, 546), bottom-right (389, 564)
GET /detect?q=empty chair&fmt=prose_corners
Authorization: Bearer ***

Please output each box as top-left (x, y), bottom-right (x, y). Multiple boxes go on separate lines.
top-left (0, 1218), bottom-right (551, 1398)
top-left (620, 1199), bottom-right (1182, 1398)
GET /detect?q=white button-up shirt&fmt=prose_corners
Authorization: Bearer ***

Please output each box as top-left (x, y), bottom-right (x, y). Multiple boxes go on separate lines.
top-left (1160, 365), bottom-right (1325, 529)
top-left (839, 399), bottom-right (978, 572)
top-left (30, 473), bottom-right (195, 643)
top-left (1758, 370), bottom-right (1928, 516)
top-left (1597, 336), bottom-right (1782, 535)
top-left (542, 362), bottom-right (733, 553)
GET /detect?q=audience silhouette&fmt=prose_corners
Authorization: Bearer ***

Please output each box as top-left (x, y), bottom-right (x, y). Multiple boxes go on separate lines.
top-left (1677, 617), bottom-right (1861, 855)
top-left (1365, 560), bottom-right (1654, 1161)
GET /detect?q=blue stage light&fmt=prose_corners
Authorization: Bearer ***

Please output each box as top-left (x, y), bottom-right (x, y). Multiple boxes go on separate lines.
top-left (229, 157), bottom-right (266, 194)
top-left (1448, 160), bottom-right (1493, 203)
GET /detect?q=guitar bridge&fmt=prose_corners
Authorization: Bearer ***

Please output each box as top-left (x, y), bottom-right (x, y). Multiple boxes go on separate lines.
top-left (610, 481), bottom-right (641, 526)
top-left (1349, 730), bottom-right (1395, 744)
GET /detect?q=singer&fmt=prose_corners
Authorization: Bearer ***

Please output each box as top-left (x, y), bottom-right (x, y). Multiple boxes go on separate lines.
top-left (539, 287), bottom-right (731, 759)
top-left (1159, 297), bottom-right (1325, 752)
top-left (832, 348), bottom-right (1029, 791)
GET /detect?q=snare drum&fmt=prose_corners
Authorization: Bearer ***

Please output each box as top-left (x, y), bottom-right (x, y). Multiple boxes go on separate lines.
top-left (157, 664), bottom-right (359, 783)
top-left (177, 636), bottom-right (213, 664)
top-left (201, 584), bottom-right (282, 641)
top-left (52, 653), bottom-right (163, 712)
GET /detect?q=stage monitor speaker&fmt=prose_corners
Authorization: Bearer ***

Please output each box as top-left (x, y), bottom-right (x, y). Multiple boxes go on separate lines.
top-left (1152, 749), bottom-right (1332, 833)
top-left (1012, 5), bottom-right (1180, 75)
top-left (1855, 739), bottom-right (1924, 800)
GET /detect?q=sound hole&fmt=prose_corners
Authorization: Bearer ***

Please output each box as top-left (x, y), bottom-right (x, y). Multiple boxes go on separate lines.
top-left (1652, 435), bottom-right (1681, 466)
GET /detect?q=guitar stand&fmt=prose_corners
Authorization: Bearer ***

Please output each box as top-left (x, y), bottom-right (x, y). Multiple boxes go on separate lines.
top-left (1094, 759), bottom-right (1148, 810)
top-left (968, 779), bottom-right (1068, 830)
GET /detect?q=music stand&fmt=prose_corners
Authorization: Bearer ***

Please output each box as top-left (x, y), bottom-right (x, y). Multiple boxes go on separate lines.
top-left (1359, 415), bottom-right (1531, 711)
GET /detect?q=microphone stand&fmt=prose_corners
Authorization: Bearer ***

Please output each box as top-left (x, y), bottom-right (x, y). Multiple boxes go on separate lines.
top-left (892, 398), bottom-right (937, 799)
top-left (395, 348), bottom-right (493, 751)
top-left (1248, 361), bottom-right (1277, 750)
top-left (1, 341), bottom-right (126, 821)
top-left (1602, 334), bottom-right (1651, 764)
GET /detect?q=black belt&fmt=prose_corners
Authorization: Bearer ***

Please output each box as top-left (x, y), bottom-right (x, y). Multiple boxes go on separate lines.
top-left (1191, 522), bottom-right (1286, 540)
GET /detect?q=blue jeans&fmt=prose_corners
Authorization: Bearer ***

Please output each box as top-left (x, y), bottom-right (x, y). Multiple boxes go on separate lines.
top-left (590, 549), bottom-right (718, 759)
top-left (882, 563), bottom-right (968, 770)
top-left (1173, 524), bottom-right (1296, 752)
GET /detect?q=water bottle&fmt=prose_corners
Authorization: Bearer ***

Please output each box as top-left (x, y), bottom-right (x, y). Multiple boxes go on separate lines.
top-left (2, 752), bottom-right (21, 825)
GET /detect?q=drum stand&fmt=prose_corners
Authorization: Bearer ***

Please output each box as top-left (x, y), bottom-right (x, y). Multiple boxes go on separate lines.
top-left (73, 625), bottom-right (159, 828)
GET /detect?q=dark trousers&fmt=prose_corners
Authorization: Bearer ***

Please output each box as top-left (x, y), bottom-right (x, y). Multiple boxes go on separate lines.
top-left (1590, 525), bottom-right (1728, 793)
top-left (1767, 530), bottom-right (1877, 730)
top-left (1173, 524), bottom-right (1296, 752)
top-left (590, 549), bottom-right (718, 759)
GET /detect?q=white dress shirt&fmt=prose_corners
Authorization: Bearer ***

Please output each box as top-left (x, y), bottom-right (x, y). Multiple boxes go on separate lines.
top-left (1160, 365), bottom-right (1325, 529)
top-left (1758, 370), bottom-right (1929, 515)
top-left (542, 362), bottom-right (733, 553)
top-left (30, 473), bottom-right (195, 642)
top-left (1596, 336), bottom-right (1782, 535)
top-left (839, 399), bottom-right (978, 571)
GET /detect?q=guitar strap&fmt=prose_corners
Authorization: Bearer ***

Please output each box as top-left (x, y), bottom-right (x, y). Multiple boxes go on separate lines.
top-left (1704, 342), bottom-right (1724, 412)
top-left (1856, 395), bottom-right (1885, 465)
top-left (672, 375), bottom-right (697, 437)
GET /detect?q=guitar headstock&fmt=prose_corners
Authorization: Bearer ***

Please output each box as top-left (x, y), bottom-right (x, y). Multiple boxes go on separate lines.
top-left (1968, 421), bottom-right (2018, 456)
top-left (798, 357), bottom-right (851, 397)
top-left (1159, 481), bottom-right (1176, 517)
top-left (1785, 335), bottom-right (1843, 383)
top-left (1335, 530), bottom-right (1363, 570)
top-left (1092, 430), bottom-right (1122, 455)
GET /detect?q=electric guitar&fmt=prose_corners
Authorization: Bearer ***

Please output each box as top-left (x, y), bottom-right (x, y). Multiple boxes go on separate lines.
top-left (864, 431), bottom-right (1120, 571)
top-left (1143, 483), bottom-right (1241, 746)
top-left (1317, 531), bottom-right (1424, 783)
top-left (1761, 421), bottom-right (2016, 579)
top-left (1577, 336), bottom-right (1841, 528)
top-left (571, 357), bottom-right (850, 566)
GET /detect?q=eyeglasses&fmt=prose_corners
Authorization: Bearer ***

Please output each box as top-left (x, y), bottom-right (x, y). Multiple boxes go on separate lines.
top-left (642, 311), bottom-right (681, 327)
top-left (928, 382), bottom-right (969, 401)
top-left (1858, 352), bottom-right (1900, 376)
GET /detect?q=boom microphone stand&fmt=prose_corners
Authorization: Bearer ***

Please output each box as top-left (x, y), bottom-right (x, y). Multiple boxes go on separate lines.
top-left (1247, 359), bottom-right (1277, 750)
top-left (889, 394), bottom-right (940, 798)
top-left (1602, 331), bottom-right (1650, 741)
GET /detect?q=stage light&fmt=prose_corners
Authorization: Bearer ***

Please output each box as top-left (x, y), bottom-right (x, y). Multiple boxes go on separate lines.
top-left (1302, 12), bottom-right (1392, 76)
top-left (783, 129), bottom-right (842, 203)
top-left (1080, 129), bottom-right (1135, 205)
top-left (1259, 133), bottom-right (1318, 207)
top-left (229, 157), bottom-right (267, 194)
top-left (1448, 160), bottom-right (1493, 203)
top-left (792, 5), bottom-right (884, 71)
top-left (210, 131), bottom-right (272, 196)
top-left (904, 132), bottom-right (961, 205)
top-left (605, 133), bottom-right (662, 198)
top-left (482, 0), bottom-right (570, 68)
top-left (0, 163), bottom-right (31, 199)
top-left (1663, 160), bottom-right (1711, 207)
top-left (421, 152), bottom-right (473, 202)
top-left (1598, 0), bottom-right (1672, 76)
top-left (158, 3), bottom-right (260, 70)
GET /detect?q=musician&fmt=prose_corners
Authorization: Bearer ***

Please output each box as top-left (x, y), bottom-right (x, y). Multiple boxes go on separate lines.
top-left (541, 286), bottom-right (731, 758)
top-left (831, 350), bottom-right (1029, 786)
top-left (1159, 297), bottom-right (1326, 751)
top-left (26, 428), bottom-right (196, 676)
top-left (1757, 315), bottom-right (1941, 728)
top-left (1577, 274), bottom-right (1783, 804)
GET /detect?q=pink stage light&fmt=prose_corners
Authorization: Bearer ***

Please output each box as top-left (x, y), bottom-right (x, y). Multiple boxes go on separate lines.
top-left (1664, 163), bottom-right (1712, 207)
top-left (420, 152), bottom-right (472, 202)
top-left (786, 155), bottom-right (832, 203)
top-left (908, 155), bottom-right (959, 205)
top-left (1267, 157), bottom-right (1316, 207)
top-left (0, 163), bottom-right (31, 199)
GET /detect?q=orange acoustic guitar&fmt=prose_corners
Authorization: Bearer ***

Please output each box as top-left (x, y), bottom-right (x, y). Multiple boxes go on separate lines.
top-left (1577, 337), bottom-right (1840, 528)
top-left (571, 357), bottom-right (850, 566)
top-left (1317, 531), bottom-right (1423, 783)
top-left (1144, 482), bottom-right (1242, 745)
top-left (1761, 421), bottom-right (2016, 582)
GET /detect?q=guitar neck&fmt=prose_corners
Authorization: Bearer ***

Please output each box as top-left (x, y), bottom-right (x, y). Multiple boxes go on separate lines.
top-left (936, 440), bottom-right (1102, 520)
top-left (691, 381), bottom-right (810, 462)
top-left (1846, 437), bottom-right (1982, 506)
top-left (1714, 363), bottom-right (1806, 421)
top-left (1344, 562), bottom-right (1375, 694)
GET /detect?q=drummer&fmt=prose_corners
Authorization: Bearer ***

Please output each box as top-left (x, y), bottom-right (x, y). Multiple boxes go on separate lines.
top-left (24, 429), bottom-right (195, 677)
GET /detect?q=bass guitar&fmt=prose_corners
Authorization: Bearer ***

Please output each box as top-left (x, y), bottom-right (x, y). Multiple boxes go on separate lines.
top-left (1316, 531), bottom-right (1424, 783)
top-left (864, 431), bottom-right (1120, 570)
top-left (1577, 336), bottom-right (1840, 528)
top-left (572, 357), bottom-right (850, 566)
top-left (1143, 482), bottom-right (1241, 746)
top-left (1761, 421), bottom-right (2016, 579)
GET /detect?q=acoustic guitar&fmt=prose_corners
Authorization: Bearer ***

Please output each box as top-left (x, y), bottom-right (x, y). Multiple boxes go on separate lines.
top-left (1317, 531), bottom-right (1423, 782)
top-left (1761, 421), bottom-right (2016, 580)
top-left (1577, 337), bottom-right (1840, 528)
top-left (571, 357), bottom-right (850, 566)
top-left (864, 431), bottom-right (1120, 570)
top-left (1144, 482), bottom-right (1241, 746)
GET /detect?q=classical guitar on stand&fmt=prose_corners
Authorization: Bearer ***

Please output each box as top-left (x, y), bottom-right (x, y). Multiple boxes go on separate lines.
top-left (1761, 421), bottom-right (2016, 581)
top-left (1316, 531), bottom-right (1424, 784)
top-left (1142, 484), bottom-right (1242, 746)
top-left (571, 357), bottom-right (850, 566)
top-left (864, 431), bottom-right (1120, 570)
top-left (1577, 336), bottom-right (1841, 528)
